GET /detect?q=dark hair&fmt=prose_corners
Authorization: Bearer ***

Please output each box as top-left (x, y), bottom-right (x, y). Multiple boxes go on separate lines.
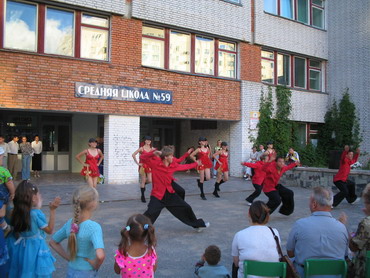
top-left (160, 146), bottom-right (174, 159)
top-left (143, 135), bottom-right (152, 141)
top-left (260, 154), bottom-right (267, 161)
top-left (88, 138), bottom-right (97, 143)
top-left (118, 214), bottom-right (156, 256)
top-left (204, 245), bottom-right (221, 265)
top-left (275, 156), bottom-right (285, 162)
top-left (0, 135), bottom-right (4, 139)
top-left (34, 135), bottom-right (40, 140)
top-left (221, 142), bottom-right (228, 147)
top-left (12, 135), bottom-right (18, 139)
top-left (198, 137), bottom-right (207, 142)
top-left (249, 201), bottom-right (270, 225)
top-left (11, 180), bottom-right (39, 233)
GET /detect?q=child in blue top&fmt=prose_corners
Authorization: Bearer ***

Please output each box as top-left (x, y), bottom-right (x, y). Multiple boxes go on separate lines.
top-left (7, 180), bottom-right (61, 278)
top-left (50, 186), bottom-right (105, 277)
top-left (195, 245), bottom-right (230, 278)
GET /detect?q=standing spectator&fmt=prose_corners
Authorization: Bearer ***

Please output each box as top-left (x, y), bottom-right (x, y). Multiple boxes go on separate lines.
top-left (195, 245), bottom-right (230, 278)
top-left (333, 146), bottom-right (360, 207)
top-left (285, 147), bottom-right (300, 165)
top-left (264, 141), bottom-right (276, 160)
top-left (7, 136), bottom-right (19, 180)
top-left (256, 144), bottom-right (265, 160)
top-left (0, 136), bottom-right (9, 169)
top-left (31, 135), bottom-right (43, 178)
top-left (232, 201), bottom-right (280, 278)
top-left (287, 187), bottom-right (348, 277)
top-left (213, 140), bottom-right (222, 178)
top-left (244, 147), bottom-right (258, 181)
top-left (20, 136), bottom-right (33, 181)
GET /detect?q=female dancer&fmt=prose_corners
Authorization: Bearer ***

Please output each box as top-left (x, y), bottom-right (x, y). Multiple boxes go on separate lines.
top-left (75, 138), bottom-right (104, 188)
top-left (213, 140), bottom-right (222, 178)
top-left (190, 137), bottom-right (213, 200)
top-left (212, 142), bottom-right (229, 198)
top-left (132, 136), bottom-right (155, 203)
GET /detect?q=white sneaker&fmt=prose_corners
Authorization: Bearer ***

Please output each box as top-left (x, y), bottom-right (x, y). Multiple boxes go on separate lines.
top-left (350, 198), bottom-right (361, 205)
top-left (195, 222), bottom-right (210, 232)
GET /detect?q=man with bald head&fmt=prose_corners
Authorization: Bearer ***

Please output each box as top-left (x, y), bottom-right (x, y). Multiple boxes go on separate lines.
top-left (286, 187), bottom-right (348, 277)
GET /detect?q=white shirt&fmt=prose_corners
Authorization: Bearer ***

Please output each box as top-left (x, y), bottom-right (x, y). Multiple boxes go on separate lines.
top-left (232, 225), bottom-right (280, 278)
top-left (0, 143), bottom-right (9, 156)
top-left (7, 141), bottom-right (19, 155)
top-left (31, 141), bottom-right (43, 154)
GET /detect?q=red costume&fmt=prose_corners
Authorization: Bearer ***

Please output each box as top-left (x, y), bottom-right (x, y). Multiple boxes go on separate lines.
top-left (197, 149), bottom-right (213, 170)
top-left (80, 150), bottom-right (100, 177)
top-left (243, 161), bottom-right (266, 185)
top-left (262, 161), bottom-right (297, 193)
top-left (333, 151), bottom-right (359, 182)
top-left (139, 149), bottom-right (153, 174)
top-left (215, 152), bottom-right (229, 172)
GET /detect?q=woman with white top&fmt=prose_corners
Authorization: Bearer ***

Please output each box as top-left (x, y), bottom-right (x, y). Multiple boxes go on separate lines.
top-left (232, 201), bottom-right (280, 278)
top-left (31, 135), bottom-right (43, 178)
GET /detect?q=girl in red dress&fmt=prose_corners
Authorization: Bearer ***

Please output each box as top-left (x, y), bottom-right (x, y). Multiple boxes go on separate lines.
top-left (212, 142), bottom-right (229, 198)
top-left (75, 138), bottom-right (104, 188)
top-left (190, 137), bottom-right (212, 200)
top-left (132, 136), bottom-right (155, 203)
top-left (265, 141), bottom-right (277, 160)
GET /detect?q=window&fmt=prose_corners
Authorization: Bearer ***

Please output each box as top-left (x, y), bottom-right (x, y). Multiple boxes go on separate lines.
top-left (195, 36), bottom-right (214, 75)
top-left (170, 31), bottom-right (191, 72)
top-left (5, 0), bottom-right (37, 51)
top-left (261, 51), bottom-right (274, 84)
top-left (297, 0), bottom-right (308, 23)
top-left (309, 60), bottom-right (321, 90)
top-left (2, 0), bottom-right (110, 60)
top-left (281, 0), bottom-right (293, 19)
top-left (311, 0), bottom-right (324, 28)
top-left (142, 26), bottom-right (165, 68)
top-left (264, 0), bottom-right (277, 14)
top-left (277, 54), bottom-right (290, 86)
top-left (294, 57), bottom-right (306, 88)
top-left (141, 26), bottom-right (238, 78)
top-left (81, 14), bottom-right (109, 60)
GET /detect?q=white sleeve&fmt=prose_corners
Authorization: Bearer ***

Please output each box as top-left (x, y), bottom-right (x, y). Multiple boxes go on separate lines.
top-left (231, 233), bottom-right (239, 256)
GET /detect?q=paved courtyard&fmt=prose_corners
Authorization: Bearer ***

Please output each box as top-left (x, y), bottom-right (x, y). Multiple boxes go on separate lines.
top-left (26, 173), bottom-right (365, 277)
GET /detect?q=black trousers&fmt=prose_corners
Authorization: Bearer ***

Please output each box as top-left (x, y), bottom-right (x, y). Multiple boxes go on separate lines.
top-left (333, 180), bottom-right (357, 207)
top-left (143, 191), bottom-right (206, 228)
top-left (265, 184), bottom-right (294, 215)
top-left (246, 184), bottom-right (262, 203)
top-left (172, 181), bottom-right (185, 200)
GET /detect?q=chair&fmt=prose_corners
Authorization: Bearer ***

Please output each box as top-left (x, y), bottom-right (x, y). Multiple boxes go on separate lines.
top-left (366, 251), bottom-right (370, 278)
top-left (304, 259), bottom-right (347, 277)
top-left (243, 260), bottom-right (287, 278)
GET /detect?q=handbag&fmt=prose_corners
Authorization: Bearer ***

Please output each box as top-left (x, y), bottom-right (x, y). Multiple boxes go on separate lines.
top-left (268, 227), bottom-right (300, 278)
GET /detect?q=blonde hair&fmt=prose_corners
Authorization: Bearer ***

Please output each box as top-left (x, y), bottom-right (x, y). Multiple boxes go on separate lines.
top-left (68, 186), bottom-right (99, 260)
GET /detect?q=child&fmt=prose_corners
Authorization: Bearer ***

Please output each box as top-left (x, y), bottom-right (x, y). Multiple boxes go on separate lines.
top-left (50, 186), bottom-right (105, 277)
top-left (195, 245), bottom-right (230, 278)
top-left (8, 180), bottom-right (60, 277)
top-left (114, 214), bottom-right (157, 278)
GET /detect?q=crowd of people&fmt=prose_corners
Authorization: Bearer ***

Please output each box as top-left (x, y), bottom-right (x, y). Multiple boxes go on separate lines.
top-left (0, 134), bottom-right (368, 277)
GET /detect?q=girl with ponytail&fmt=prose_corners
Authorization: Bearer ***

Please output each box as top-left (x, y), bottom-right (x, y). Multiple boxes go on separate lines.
top-left (50, 186), bottom-right (105, 277)
top-left (114, 214), bottom-right (157, 278)
top-left (8, 180), bottom-right (60, 277)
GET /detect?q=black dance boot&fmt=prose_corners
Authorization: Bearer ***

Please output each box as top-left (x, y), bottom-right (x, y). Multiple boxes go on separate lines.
top-left (213, 182), bottom-right (220, 198)
top-left (218, 179), bottom-right (225, 191)
top-left (199, 182), bottom-right (207, 200)
top-left (140, 187), bottom-right (146, 203)
top-left (197, 179), bottom-right (200, 188)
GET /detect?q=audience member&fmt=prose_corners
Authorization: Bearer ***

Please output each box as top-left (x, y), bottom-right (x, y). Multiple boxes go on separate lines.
top-left (256, 144), bottom-right (265, 161)
top-left (285, 147), bottom-right (300, 165)
top-left (19, 136), bottom-right (33, 181)
top-left (244, 147), bottom-right (258, 180)
top-left (7, 136), bottom-right (19, 180)
top-left (0, 136), bottom-right (9, 168)
top-left (195, 245), bottom-right (230, 278)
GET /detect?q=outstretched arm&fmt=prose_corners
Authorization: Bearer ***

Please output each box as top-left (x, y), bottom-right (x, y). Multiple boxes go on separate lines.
top-left (241, 162), bottom-right (260, 168)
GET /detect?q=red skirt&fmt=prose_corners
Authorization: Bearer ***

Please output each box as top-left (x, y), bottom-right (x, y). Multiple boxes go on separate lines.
top-left (81, 165), bottom-right (100, 178)
top-left (215, 161), bottom-right (229, 172)
top-left (139, 164), bottom-right (152, 174)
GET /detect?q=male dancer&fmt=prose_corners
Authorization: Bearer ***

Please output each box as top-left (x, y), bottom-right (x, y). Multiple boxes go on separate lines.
top-left (333, 146), bottom-right (360, 207)
top-left (142, 147), bottom-right (209, 231)
top-left (262, 156), bottom-right (299, 215)
top-left (171, 147), bottom-right (194, 200)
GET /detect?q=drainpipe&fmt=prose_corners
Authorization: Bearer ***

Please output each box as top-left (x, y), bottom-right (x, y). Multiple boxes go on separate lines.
top-left (125, 0), bottom-right (132, 19)
top-left (251, 0), bottom-right (255, 44)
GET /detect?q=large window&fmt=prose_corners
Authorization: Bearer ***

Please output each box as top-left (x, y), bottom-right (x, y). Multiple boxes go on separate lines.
top-left (261, 50), bottom-right (323, 91)
top-left (1, 0), bottom-right (110, 61)
top-left (264, 0), bottom-right (325, 29)
top-left (141, 26), bottom-right (237, 79)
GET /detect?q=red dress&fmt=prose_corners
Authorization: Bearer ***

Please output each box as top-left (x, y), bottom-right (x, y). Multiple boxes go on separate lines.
top-left (215, 152), bottom-right (229, 172)
top-left (197, 148), bottom-right (213, 170)
top-left (139, 149), bottom-right (152, 174)
top-left (80, 150), bottom-right (100, 177)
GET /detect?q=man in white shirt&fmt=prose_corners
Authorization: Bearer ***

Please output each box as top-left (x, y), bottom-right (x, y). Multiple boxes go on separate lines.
top-left (7, 136), bottom-right (19, 179)
top-left (0, 135), bottom-right (9, 168)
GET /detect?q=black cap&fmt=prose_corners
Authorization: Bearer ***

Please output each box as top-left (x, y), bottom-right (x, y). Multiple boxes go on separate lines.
top-left (198, 137), bottom-right (207, 142)
top-left (143, 136), bottom-right (152, 140)
top-left (266, 141), bottom-right (273, 145)
top-left (221, 142), bottom-right (228, 147)
top-left (88, 138), bottom-right (97, 143)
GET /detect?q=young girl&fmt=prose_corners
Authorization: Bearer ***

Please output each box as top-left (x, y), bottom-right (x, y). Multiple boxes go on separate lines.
top-left (50, 186), bottom-right (105, 277)
top-left (76, 138), bottom-right (104, 188)
top-left (8, 180), bottom-right (60, 278)
top-left (212, 142), bottom-right (229, 198)
top-left (190, 137), bottom-right (213, 200)
top-left (114, 214), bottom-right (157, 278)
top-left (132, 136), bottom-right (156, 203)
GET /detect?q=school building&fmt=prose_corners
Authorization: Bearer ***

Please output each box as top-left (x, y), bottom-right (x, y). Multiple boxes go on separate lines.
top-left (1, 0), bottom-right (365, 184)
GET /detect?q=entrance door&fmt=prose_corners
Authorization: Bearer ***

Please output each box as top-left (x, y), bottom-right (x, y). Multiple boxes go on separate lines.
top-left (42, 123), bottom-right (71, 171)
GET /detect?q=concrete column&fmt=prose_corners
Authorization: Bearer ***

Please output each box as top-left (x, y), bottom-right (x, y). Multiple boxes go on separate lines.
top-left (104, 115), bottom-right (140, 184)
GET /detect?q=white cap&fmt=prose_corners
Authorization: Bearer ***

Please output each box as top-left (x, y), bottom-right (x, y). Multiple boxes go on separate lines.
top-left (0, 147), bottom-right (4, 156)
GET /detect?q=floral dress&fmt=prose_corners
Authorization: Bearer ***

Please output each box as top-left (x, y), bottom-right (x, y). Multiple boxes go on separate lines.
top-left (350, 216), bottom-right (370, 277)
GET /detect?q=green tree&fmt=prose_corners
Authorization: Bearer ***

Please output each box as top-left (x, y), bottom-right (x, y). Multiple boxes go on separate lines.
top-left (256, 87), bottom-right (274, 147)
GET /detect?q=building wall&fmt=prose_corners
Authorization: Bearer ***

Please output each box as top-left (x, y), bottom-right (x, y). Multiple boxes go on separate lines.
top-left (51, 0), bottom-right (125, 14)
top-left (132, 0), bottom-right (251, 41)
top-left (254, 0), bottom-right (328, 59)
top-left (327, 0), bottom-right (370, 160)
top-left (0, 17), bottom-right (242, 121)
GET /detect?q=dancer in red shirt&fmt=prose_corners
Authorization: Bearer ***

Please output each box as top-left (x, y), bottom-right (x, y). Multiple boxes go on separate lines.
top-left (262, 157), bottom-right (299, 215)
top-left (141, 147), bottom-right (209, 230)
top-left (132, 136), bottom-right (156, 203)
top-left (333, 146), bottom-right (360, 207)
top-left (190, 137), bottom-right (213, 200)
top-left (241, 154), bottom-right (269, 205)
top-left (212, 142), bottom-right (229, 198)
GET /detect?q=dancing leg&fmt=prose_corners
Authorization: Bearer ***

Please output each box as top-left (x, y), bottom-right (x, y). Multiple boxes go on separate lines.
top-left (198, 170), bottom-right (206, 200)
top-left (276, 184), bottom-right (294, 215)
top-left (245, 184), bottom-right (262, 204)
top-left (172, 181), bottom-right (186, 200)
top-left (143, 196), bottom-right (165, 224)
top-left (265, 190), bottom-right (281, 214)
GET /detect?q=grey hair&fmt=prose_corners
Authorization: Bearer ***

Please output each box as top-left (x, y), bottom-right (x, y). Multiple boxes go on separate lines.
top-left (311, 187), bottom-right (333, 207)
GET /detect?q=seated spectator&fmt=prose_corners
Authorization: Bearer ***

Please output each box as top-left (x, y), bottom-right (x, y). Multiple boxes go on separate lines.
top-left (232, 201), bottom-right (280, 278)
top-left (287, 187), bottom-right (348, 277)
top-left (285, 147), bottom-right (300, 165)
top-left (195, 245), bottom-right (230, 278)
top-left (347, 183), bottom-right (370, 277)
